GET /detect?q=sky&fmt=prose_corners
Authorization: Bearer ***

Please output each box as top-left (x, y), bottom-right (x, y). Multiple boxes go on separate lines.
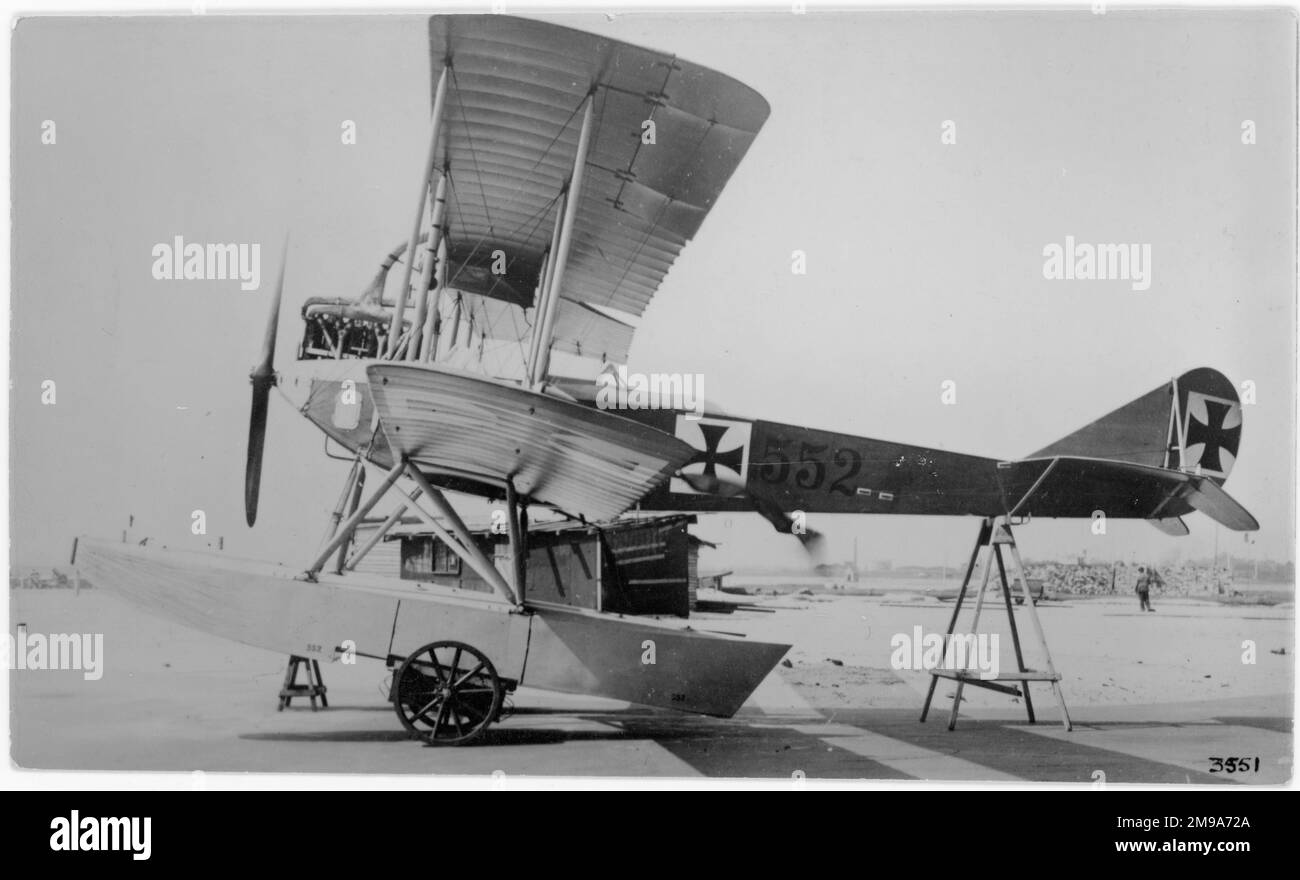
top-left (9, 9), bottom-right (1296, 575)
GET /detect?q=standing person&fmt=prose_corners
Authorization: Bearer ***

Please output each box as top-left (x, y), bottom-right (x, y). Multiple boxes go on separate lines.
top-left (1135, 565), bottom-right (1155, 612)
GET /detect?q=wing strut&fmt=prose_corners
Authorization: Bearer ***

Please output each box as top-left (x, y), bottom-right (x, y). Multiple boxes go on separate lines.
top-left (526, 193), bottom-right (564, 373)
top-left (420, 235), bottom-right (448, 360)
top-left (529, 92), bottom-right (595, 386)
top-left (524, 244), bottom-right (554, 371)
top-left (403, 464), bottom-right (520, 604)
top-left (410, 170), bottom-right (448, 361)
top-left (388, 63), bottom-right (450, 357)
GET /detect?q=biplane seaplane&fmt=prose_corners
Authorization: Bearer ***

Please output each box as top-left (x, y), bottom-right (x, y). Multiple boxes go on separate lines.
top-left (79, 14), bottom-right (1257, 744)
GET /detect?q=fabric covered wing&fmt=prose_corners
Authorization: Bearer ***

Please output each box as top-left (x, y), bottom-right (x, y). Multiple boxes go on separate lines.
top-left (367, 363), bottom-right (695, 519)
top-left (427, 15), bottom-right (769, 363)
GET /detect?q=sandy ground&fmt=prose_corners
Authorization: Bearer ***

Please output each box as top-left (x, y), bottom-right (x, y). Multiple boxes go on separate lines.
top-left (7, 587), bottom-right (1294, 782)
top-left (713, 590), bottom-right (1294, 710)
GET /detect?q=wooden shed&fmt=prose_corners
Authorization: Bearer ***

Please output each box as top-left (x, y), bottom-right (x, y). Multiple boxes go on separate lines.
top-left (352, 514), bottom-right (699, 618)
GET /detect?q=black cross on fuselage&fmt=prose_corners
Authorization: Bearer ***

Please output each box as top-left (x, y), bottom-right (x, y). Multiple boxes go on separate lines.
top-left (686, 423), bottom-right (745, 479)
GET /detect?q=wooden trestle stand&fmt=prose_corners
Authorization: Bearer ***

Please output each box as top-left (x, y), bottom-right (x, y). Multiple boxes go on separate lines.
top-left (278, 655), bottom-right (328, 711)
top-left (920, 517), bottom-right (1072, 731)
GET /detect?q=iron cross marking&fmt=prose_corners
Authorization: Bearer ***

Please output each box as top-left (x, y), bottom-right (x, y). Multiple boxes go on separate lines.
top-left (687, 423), bottom-right (745, 478)
top-left (1185, 400), bottom-right (1241, 473)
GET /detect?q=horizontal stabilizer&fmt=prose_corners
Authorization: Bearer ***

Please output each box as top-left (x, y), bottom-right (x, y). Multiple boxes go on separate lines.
top-left (1185, 475), bottom-right (1259, 532)
top-left (997, 455), bottom-right (1258, 532)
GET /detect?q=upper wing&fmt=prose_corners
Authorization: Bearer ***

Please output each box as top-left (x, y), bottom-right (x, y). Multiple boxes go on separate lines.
top-left (427, 15), bottom-right (770, 365)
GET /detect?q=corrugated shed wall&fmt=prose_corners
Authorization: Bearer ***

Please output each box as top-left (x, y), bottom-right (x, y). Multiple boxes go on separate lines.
top-left (350, 526), bottom-right (402, 578)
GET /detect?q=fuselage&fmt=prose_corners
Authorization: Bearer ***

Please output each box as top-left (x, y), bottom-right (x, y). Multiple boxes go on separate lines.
top-left (280, 356), bottom-right (1202, 525)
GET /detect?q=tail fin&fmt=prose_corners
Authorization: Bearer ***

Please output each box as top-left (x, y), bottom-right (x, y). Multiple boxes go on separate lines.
top-left (1032, 367), bottom-right (1242, 484)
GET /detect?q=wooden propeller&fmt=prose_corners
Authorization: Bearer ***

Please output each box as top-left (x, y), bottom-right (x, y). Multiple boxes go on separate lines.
top-left (245, 240), bottom-right (288, 527)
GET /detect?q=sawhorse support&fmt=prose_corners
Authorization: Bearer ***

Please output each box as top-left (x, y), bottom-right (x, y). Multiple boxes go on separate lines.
top-left (920, 517), bottom-right (1071, 731)
top-left (278, 655), bottom-right (328, 711)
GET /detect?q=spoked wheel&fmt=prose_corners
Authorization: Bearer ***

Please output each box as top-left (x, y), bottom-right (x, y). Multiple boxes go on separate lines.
top-left (393, 640), bottom-right (503, 746)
